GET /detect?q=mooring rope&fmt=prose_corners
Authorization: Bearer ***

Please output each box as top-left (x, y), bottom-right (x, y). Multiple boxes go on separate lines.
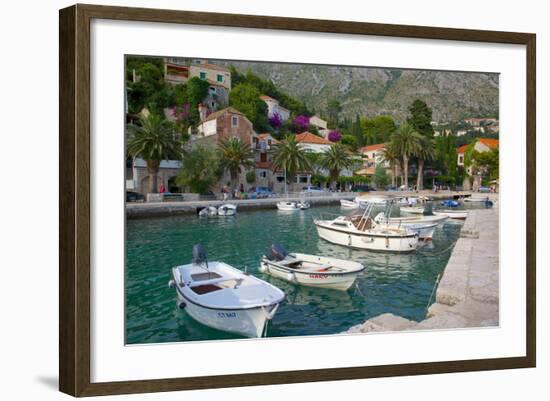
top-left (417, 242), bottom-right (457, 258)
top-left (425, 273), bottom-right (442, 313)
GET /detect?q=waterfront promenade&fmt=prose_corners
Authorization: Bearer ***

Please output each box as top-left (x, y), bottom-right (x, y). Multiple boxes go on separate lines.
top-left (126, 190), bottom-right (475, 219)
top-left (345, 195), bottom-right (499, 333)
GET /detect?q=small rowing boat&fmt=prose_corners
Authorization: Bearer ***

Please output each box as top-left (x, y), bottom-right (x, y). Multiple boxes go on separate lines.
top-left (169, 245), bottom-right (285, 338)
top-left (260, 244), bottom-right (365, 291)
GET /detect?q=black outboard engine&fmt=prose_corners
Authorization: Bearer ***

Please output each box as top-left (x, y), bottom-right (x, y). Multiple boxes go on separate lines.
top-left (423, 201), bottom-right (433, 215)
top-left (192, 244), bottom-right (208, 266)
top-left (266, 243), bottom-right (288, 261)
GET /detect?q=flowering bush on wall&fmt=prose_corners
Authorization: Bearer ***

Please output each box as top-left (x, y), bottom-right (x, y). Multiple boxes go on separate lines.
top-left (328, 129), bottom-right (341, 142)
top-left (293, 115), bottom-right (310, 132)
top-left (170, 103), bottom-right (190, 122)
top-left (268, 112), bottom-right (283, 129)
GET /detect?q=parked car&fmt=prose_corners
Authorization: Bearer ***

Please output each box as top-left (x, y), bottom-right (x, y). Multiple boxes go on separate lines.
top-left (199, 190), bottom-right (217, 200)
top-left (126, 191), bottom-right (145, 202)
top-left (301, 185), bottom-right (325, 193)
top-left (249, 186), bottom-right (276, 198)
top-left (350, 184), bottom-right (374, 192)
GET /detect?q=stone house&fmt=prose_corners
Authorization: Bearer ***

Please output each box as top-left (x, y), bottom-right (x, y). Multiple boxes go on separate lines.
top-left (456, 138), bottom-right (499, 191)
top-left (260, 95), bottom-right (290, 122)
top-left (252, 133), bottom-right (280, 191)
top-left (309, 115), bottom-right (330, 137)
top-left (192, 107), bottom-right (256, 190)
top-left (164, 60), bottom-right (231, 112)
top-left (126, 158), bottom-right (182, 195)
top-left (189, 60), bottom-right (231, 90)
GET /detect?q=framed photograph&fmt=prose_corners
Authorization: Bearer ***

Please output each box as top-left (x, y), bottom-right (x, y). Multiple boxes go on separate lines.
top-left (59, 4), bottom-right (536, 397)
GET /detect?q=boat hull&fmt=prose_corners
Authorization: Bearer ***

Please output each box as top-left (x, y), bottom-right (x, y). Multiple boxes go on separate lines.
top-left (315, 222), bottom-right (418, 252)
top-left (261, 261), bottom-right (362, 291)
top-left (175, 289), bottom-right (278, 338)
top-left (340, 199), bottom-right (359, 209)
top-left (433, 210), bottom-right (468, 220)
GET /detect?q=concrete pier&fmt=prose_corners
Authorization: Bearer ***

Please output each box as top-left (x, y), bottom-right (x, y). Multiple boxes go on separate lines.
top-left (346, 196), bottom-right (499, 334)
top-left (126, 193), bottom-right (355, 219)
top-left (126, 190), bottom-right (476, 219)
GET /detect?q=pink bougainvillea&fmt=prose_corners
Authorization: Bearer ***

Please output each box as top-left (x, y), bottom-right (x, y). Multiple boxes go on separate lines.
top-left (170, 103), bottom-right (190, 122)
top-left (328, 129), bottom-right (341, 142)
top-left (293, 115), bottom-right (310, 132)
top-left (268, 112), bottom-right (283, 129)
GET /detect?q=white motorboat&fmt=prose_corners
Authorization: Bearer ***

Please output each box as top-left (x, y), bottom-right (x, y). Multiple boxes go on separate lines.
top-left (297, 201), bottom-right (311, 210)
top-left (433, 210), bottom-right (469, 220)
top-left (169, 245), bottom-right (285, 338)
top-left (373, 212), bottom-right (443, 240)
top-left (314, 203), bottom-right (419, 252)
top-left (374, 212), bottom-right (448, 225)
top-left (354, 195), bottom-right (390, 206)
top-left (198, 206), bottom-right (218, 217)
top-left (217, 204), bottom-right (237, 216)
top-left (340, 199), bottom-right (359, 209)
top-left (277, 201), bottom-right (300, 211)
top-left (399, 206), bottom-right (426, 215)
top-left (260, 244), bottom-right (365, 291)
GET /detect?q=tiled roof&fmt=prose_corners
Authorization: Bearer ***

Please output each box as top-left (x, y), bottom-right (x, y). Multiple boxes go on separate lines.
top-left (191, 62), bottom-right (229, 72)
top-left (478, 138), bottom-right (499, 149)
top-left (295, 132), bottom-right (333, 145)
top-left (260, 95), bottom-right (277, 102)
top-left (360, 144), bottom-right (385, 153)
top-left (257, 133), bottom-right (280, 144)
top-left (456, 144), bottom-right (469, 154)
top-left (203, 107), bottom-right (245, 122)
top-left (255, 161), bottom-right (272, 169)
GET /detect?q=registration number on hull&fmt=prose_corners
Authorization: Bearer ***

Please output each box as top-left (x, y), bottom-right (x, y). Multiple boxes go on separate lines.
top-left (217, 312), bottom-right (237, 318)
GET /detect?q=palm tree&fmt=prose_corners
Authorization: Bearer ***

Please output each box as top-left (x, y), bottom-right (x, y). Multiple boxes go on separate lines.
top-left (381, 142), bottom-right (400, 188)
top-left (272, 135), bottom-right (311, 190)
top-left (320, 143), bottom-right (354, 189)
top-left (218, 137), bottom-right (255, 189)
top-left (414, 136), bottom-right (436, 191)
top-left (127, 113), bottom-right (182, 194)
top-left (391, 123), bottom-right (423, 189)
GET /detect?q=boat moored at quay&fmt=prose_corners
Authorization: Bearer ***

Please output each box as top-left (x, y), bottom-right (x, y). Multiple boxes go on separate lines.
top-left (169, 245), bottom-right (285, 338)
top-left (260, 244), bottom-right (365, 291)
top-left (314, 203), bottom-right (419, 252)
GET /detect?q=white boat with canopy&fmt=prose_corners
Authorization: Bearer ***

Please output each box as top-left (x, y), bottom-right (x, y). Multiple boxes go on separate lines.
top-left (169, 245), bottom-right (285, 338)
top-left (373, 211), bottom-right (445, 240)
top-left (260, 244), bottom-right (365, 291)
top-left (314, 203), bottom-right (419, 252)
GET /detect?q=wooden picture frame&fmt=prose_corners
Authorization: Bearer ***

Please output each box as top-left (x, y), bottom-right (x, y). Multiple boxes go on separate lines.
top-left (59, 3), bottom-right (536, 397)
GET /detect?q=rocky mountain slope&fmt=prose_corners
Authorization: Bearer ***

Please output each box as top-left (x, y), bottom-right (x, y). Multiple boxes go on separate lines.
top-left (216, 60), bottom-right (499, 122)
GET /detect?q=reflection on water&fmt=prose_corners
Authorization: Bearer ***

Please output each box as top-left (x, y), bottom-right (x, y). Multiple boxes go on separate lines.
top-left (124, 204), bottom-right (482, 344)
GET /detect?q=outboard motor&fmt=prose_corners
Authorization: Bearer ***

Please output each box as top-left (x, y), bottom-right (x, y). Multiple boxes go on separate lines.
top-left (423, 201), bottom-right (433, 215)
top-left (192, 244), bottom-right (208, 266)
top-left (266, 243), bottom-right (288, 261)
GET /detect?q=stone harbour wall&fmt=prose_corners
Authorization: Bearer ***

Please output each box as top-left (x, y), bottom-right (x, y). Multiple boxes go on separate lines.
top-left (346, 200), bottom-right (499, 334)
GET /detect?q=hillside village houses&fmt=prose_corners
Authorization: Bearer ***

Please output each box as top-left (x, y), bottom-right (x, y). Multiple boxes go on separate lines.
top-left (456, 138), bottom-right (499, 191)
top-left (260, 95), bottom-right (290, 122)
top-left (127, 58), bottom-right (500, 197)
top-left (309, 115), bottom-right (330, 138)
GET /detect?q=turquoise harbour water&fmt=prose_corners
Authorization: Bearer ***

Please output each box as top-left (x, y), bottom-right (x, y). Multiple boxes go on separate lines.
top-left (126, 204), bottom-right (474, 344)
